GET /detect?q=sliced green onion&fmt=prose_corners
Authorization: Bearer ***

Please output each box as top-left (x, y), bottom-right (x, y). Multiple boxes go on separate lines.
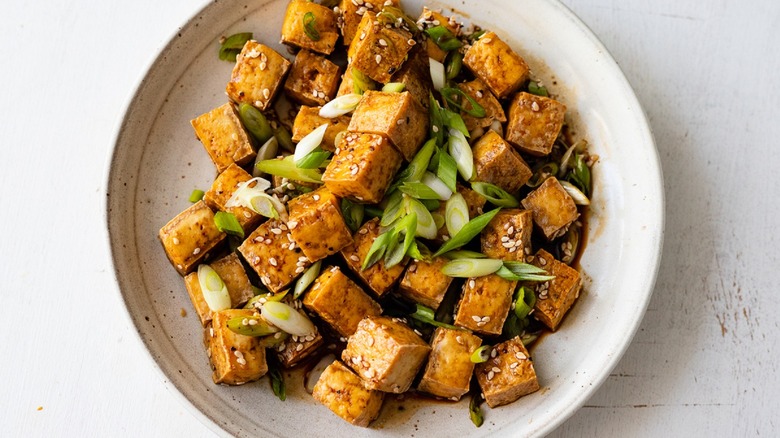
top-left (570, 153), bottom-right (592, 197)
top-left (302, 12), bottom-right (320, 41)
top-left (362, 227), bottom-right (397, 270)
top-left (445, 193), bottom-right (469, 236)
top-left (259, 331), bottom-right (289, 348)
top-left (296, 147), bottom-right (331, 169)
top-left (558, 139), bottom-right (588, 178)
top-left (445, 50), bottom-right (463, 81)
top-left (294, 260), bottom-right (321, 299)
top-left (500, 261), bottom-right (555, 282)
top-left (429, 94), bottom-right (445, 146)
top-left (527, 162), bottom-right (558, 188)
top-left (442, 250), bottom-right (487, 259)
top-left (214, 211), bottom-right (244, 238)
top-left (256, 155), bottom-right (323, 184)
top-left (385, 213), bottom-right (417, 268)
top-left (436, 149), bottom-right (458, 192)
top-left (469, 392), bottom-right (484, 427)
top-left (274, 126), bottom-right (295, 152)
top-left (227, 315), bottom-right (280, 337)
top-left (422, 171), bottom-right (453, 200)
top-left (393, 139), bottom-right (437, 190)
top-left (528, 81), bottom-right (549, 97)
top-left (261, 301), bottom-right (317, 336)
top-left (294, 123), bottom-right (328, 164)
top-left (410, 304), bottom-right (463, 330)
top-left (399, 182), bottom-right (443, 200)
top-left (269, 361), bottom-right (286, 401)
top-left (407, 197), bottom-right (438, 239)
top-left (560, 180), bottom-right (590, 205)
top-left (238, 103), bottom-right (273, 143)
top-left (424, 25), bottom-right (462, 51)
top-left (382, 82), bottom-right (406, 93)
top-left (198, 264), bottom-right (230, 311)
top-left (364, 205), bottom-right (383, 218)
top-left (441, 258), bottom-right (503, 278)
top-left (420, 199), bottom-right (440, 211)
top-left (319, 93), bottom-right (362, 118)
top-left (440, 87), bottom-right (486, 118)
top-left (432, 212), bottom-right (445, 230)
top-left (244, 289), bottom-right (288, 309)
top-left (189, 189), bottom-right (205, 203)
top-left (351, 68), bottom-right (376, 95)
top-left (225, 177), bottom-right (286, 220)
top-left (448, 128), bottom-right (474, 181)
top-left (433, 208), bottom-right (501, 257)
top-left (521, 332), bottom-right (540, 346)
top-left (513, 286), bottom-right (536, 320)
top-left (252, 136), bottom-right (279, 178)
top-left (442, 108), bottom-right (469, 138)
top-left (341, 198), bottom-right (364, 232)
top-left (560, 225), bottom-right (580, 265)
top-left (380, 190), bottom-right (405, 227)
top-left (470, 345), bottom-right (491, 363)
top-left (471, 181), bottom-right (519, 207)
top-left (218, 32), bottom-right (252, 62)
top-left (376, 6), bottom-right (419, 32)
top-left (429, 58), bottom-right (446, 91)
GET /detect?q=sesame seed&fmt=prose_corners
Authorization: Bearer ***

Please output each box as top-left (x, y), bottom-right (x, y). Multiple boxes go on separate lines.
top-left (407, 39), bottom-right (416, 46)
top-left (281, 243), bottom-right (288, 250)
top-left (456, 336), bottom-right (463, 344)
top-left (339, 337), bottom-right (347, 342)
top-left (277, 344), bottom-right (286, 352)
top-left (482, 316), bottom-right (491, 322)
top-left (270, 228), bottom-right (282, 235)
top-left (254, 100), bottom-right (262, 107)
top-left (510, 362), bottom-right (519, 369)
top-left (262, 88), bottom-right (270, 99)
top-left (313, 194), bottom-right (320, 201)
top-left (295, 266), bottom-right (305, 273)
top-left (274, 332), bottom-right (283, 339)
top-left (359, 228), bottom-right (368, 234)
top-left (414, 329), bottom-right (423, 336)
top-left (531, 101), bottom-right (540, 112)
top-left (236, 357), bottom-right (247, 365)
top-left (469, 279), bottom-right (476, 288)
top-left (487, 371), bottom-right (495, 380)
top-left (539, 257), bottom-right (547, 266)
top-left (248, 319), bottom-right (258, 326)
top-left (472, 315), bottom-right (481, 322)
top-left (305, 334), bottom-right (315, 342)
top-left (379, 38), bottom-right (387, 46)
top-left (515, 352), bottom-right (527, 360)
top-left (476, 90), bottom-right (483, 98)
top-left (296, 344), bottom-right (304, 352)
top-left (477, 321), bottom-right (486, 327)
top-left (365, 1), bottom-right (373, 8)
top-left (432, 125), bottom-right (439, 132)
top-left (501, 236), bottom-right (509, 242)
top-left (259, 62), bottom-right (267, 71)
top-left (432, 19), bottom-right (440, 25)
top-left (509, 247), bottom-right (517, 253)
top-left (287, 233), bottom-right (294, 242)
top-left (490, 348), bottom-right (497, 358)
top-left (172, 237), bottom-right (180, 245)
top-left (502, 241), bottom-right (515, 248)
top-left (360, 31), bottom-right (367, 40)
top-left (264, 238), bottom-right (272, 245)
top-left (243, 211), bottom-right (252, 218)
top-left (288, 221), bottom-right (299, 230)
top-left (254, 256), bottom-right (261, 264)
top-left (269, 257), bottom-right (278, 266)
top-left (482, 37), bottom-right (492, 44)
top-left (375, 54), bottom-right (382, 64)
top-left (408, 264), bottom-right (417, 272)
top-left (350, 254), bottom-right (360, 262)
top-left (396, 119), bottom-right (404, 125)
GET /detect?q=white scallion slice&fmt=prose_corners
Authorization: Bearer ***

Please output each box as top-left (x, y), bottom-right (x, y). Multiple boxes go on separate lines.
top-left (469, 127), bottom-right (485, 143)
top-left (406, 197), bottom-right (438, 239)
top-left (260, 301), bottom-right (317, 336)
top-left (318, 94), bottom-right (362, 118)
top-left (225, 178), bottom-right (287, 219)
top-left (448, 128), bottom-right (474, 181)
top-left (197, 264), bottom-right (231, 311)
top-left (560, 180), bottom-right (591, 205)
top-left (294, 124), bottom-right (328, 164)
top-left (293, 260), bottom-right (321, 299)
top-left (558, 139), bottom-right (588, 177)
top-left (252, 136), bottom-right (279, 177)
top-left (488, 119), bottom-right (503, 137)
top-left (432, 212), bottom-right (445, 231)
top-left (422, 171), bottom-right (452, 200)
top-left (381, 82), bottom-right (406, 93)
top-left (441, 258), bottom-right (503, 278)
top-left (304, 354), bottom-right (336, 394)
top-left (445, 193), bottom-right (469, 236)
top-left (429, 58), bottom-right (446, 91)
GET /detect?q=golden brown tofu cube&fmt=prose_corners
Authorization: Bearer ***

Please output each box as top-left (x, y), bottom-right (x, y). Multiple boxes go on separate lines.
top-left (322, 133), bottom-right (402, 203)
top-left (275, 324), bottom-right (324, 367)
top-left (475, 336), bottom-right (540, 407)
top-left (472, 130), bottom-right (532, 194)
top-left (313, 360), bottom-right (384, 427)
top-left (506, 91), bottom-right (567, 156)
top-left (159, 201), bottom-right (226, 275)
top-left (521, 176), bottom-right (579, 240)
top-left (418, 7), bottom-right (462, 63)
top-left (291, 105), bottom-right (351, 152)
top-left (457, 79), bottom-right (506, 131)
top-left (480, 209), bottom-right (533, 261)
top-left (190, 103), bottom-right (256, 173)
top-left (454, 274), bottom-right (516, 335)
top-left (208, 309), bottom-right (268, 385)
top-left (184, 253), bottom-right (255, 326)
top-left (390, 45), bottom-right (432, 110)
top-left (203, 163), bottom-right (264, 232)
top-left (348, 90), bottom-right (428, 161)
top-left (463, 31), bottom-right (529, 99)
top-left (226, 41), bottom-right (291, 111)
top-left (398, 256), bottom-right (453, 310)
top-left (237, 218), bottom-right (311, 292)
top-left (529, 249), bottom-right (583, 330)
top-left (418, 328), bottom-right (482, 400)
top-left (303, 266), bottom-right (382, 337)
top-left (284, 50), bottom-right (341, 106)
top-left (336, 64), bottom-right (378, 97)
top-left (347, 12), bottom-right (414, 83)
top-left (287, 186), bottom-right (353, 262)
top-left (342, 316), bottom-right (431, 393)
top-left (281, 0), bottom-right (339, 55)
top-left (434, 184), bottom-right (486, 241)
top-left (338, 0), bottom-right (400, 46)
top-left (340, 218), bottom-right (406, 297)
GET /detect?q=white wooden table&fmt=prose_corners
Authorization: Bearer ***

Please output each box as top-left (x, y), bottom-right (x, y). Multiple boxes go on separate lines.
top-left (1, 0), bottom-right (777, 436)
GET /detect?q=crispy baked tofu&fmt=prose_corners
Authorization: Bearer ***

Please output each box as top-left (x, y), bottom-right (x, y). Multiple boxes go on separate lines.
top-left (281, 0), bottom-right (339, 55)
top-left (284, 50), bottom-right (341, 106)
top-left (303, 266), bottom-right (382, 337)
top-left (226, 41), bottom-right (291, 111)
top-left (313, 360), bottom-right (385, 427)
top-left (337, 0), bottom-right (401, 46)
top-left (480, 209), bottom-right (534, 261)
top-left (208, 309), bottom-right (268, 385)
top-left (342, 316), bottom-right (431, 393)
top-left (237, 218), bottom-right (311, 292)
top-left (475, 336), bottom-right (540, 407)
top-left (521, 176), bottom-right (579, 240)
top-left (418, 7), bottom-right (461, 63)
top-left (203, 163), bottom-right (264, 232)
top-left (457, 79), bottom-right (506, 131)
top-left (463, 31), bottom-right (530, 99)
top-left (184, 253), bottom-right (255, 326)
top-left (418, 328), bottom-right (482, 399)
top-left (347, 12), bottom-right (414, 83)
top-left (454, 274), bottom-right (516, 336)
top-left (291, 105), bottom-right (351, 152)
top-left (340, 218), bottom-right (406, 296)
top-left (472, 130), bottom-right (533, 194)
top-left (275, 324), bottom-right (324, 367)
top-left (505, 91), bottom-right (566, 157)
top-left (322, 132), bottom-right (402, 203)
top-left (159, 200), bottom-right (226, 275)
top-left (397, 256), bottom-right (453, 310)
top-left (528, 249), bottom-right (583, 331)
top-left (287, 186), bottom-right (353, 262)
top-left (390, 45), bottom-right (432, 110)
top-left (190, 103), bottom-right (256, 173)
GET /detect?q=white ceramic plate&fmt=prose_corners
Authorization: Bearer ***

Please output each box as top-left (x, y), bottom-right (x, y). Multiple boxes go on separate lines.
top-left (106, 0), bottom-right (663, 436)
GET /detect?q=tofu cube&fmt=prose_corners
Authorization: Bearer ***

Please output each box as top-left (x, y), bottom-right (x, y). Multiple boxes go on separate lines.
top-left (303, 266), bottom-right (382, 337)
top-left (418, 328), bottom-right (482, 400)
top-left (281, 0), bottom-right (339, 55)
top-left (418, 7), bottom-right (462, 63)
top-left (184, 253), bottom-right (255, 326)
top-left (340, 218), bottom-right (406, 297)
top-left (336, 64), bottom-right (378, 97)
top-left (312, 360), bottom-right (384, 427)
top-left (190, 103), bottom-right (256, 173)
top-left (322, 132), bottom-right (402, 203)
top-left (521, 176), bottom-right (579, 240)
top-left (237, 218), bottom-right (311, 292)
top-left (284, 50), bottom-right (341, 106)
top-left (348, 90), bottom-right (428, 161)
top-left (291, 105), bottom-right (351, 152)
top-left (226, 41), bottom-right (291, 111)
top-left (528, 249), bottom-right (583, 330)
top-left (473, 130), bottom-right (533, 194)
top-left (276, 323), bottom-right (324, 367)
top-left (456, 79), bottom-right (506, 131)
top-left (480, 209), bottom-right (533, 261)
top-left (203, 163), bottom-right (264, 232)
top-left (390, 45), bottom-right (432, 110)
top-left (475, 336), bottom-right (540, 408)
top-left (454, 274), bottom-right (516, 335)
top-left (434, 184), bottom-right (487, 241)
top-left (338, 0), bottom-right (400, 46)
top-left (287, 186), bottom-right (354, 261)
top-left (159, 200), bottom-right (226, 275)
top-left (347, 12), bottom-right (414, 83)
top-left (397, 256), bottom-right (453, 310)
top-left (342, 316), bottom-right (431, 393)
top-left (208, 309), bottom-right (268, 385)
top-left (463, 31), bottom-right (529, 99)
top-left (506, 92), bottom-right (566, 156)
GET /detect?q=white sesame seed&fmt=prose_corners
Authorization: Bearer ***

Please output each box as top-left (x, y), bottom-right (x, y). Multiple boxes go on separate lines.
top-left (482, 37), bottom-right (492, 44)
top-left (248, 319), bottom-right (258, 326)
top-left (408, 264), bottom-right (417, 272)
top-left (281, 243), bottom-right (288, 250)
top-left (477, 321), bottom-right (486, 327)
top-left (243, 211), bottom-right (252, 218)
top-left (471, 315), bottom-right (481, 322)
top-left (236, 357), bottom-right (247, 365)
top-left (359, 228), bottom-right (368, 234)
top-left (490, 348), bottom-right (497, 358)
top-left (375, 54), bottom-right (382, 64)
top-left (414, 329), bottom-right (423, 336)
top-left (456, 336), bottom-right (463, 344)
top-left (262, 88), bottom-right (271, 99)
top-left (501, 236), bottom-right (509, 242)
top-left (468, 279), bottom-right (476, 288)
top-left (504, 223), bottom-right (510, 229)
top-left (192, 247), bottom-right (201, 255)
top-left (270, 228), bottom-right (282, 235)
top-left (502, 241), bottom-right (515, 248)
top-left (539, 257), bottom-right (547, 266)
top-left (487, 371), bottom-right (495, 380)
top-left (482, 316), bottom-right (491, 322)
top-left (360, 31), bottom-right (367, 40)
top-left (295, 266), bottom-right (305, 273)
top-left (476, 90), bottom-right (483, 98)
top-left (254, 256), bottom-right (261, 264)
top-left (269, 257), bottom-right (278, 266)
top-left (172, 237), bottom-right (180, 245)
top-left (296, 344), bottom-right (304, 352)
top-left (509, 247), bottom-right (517, 253)
top-left (432, 125), bottom-right (439, 132)
top-left (510, 362), bottom-right (519, 369)
top-left (379, 38), bottom-right (387, 46)
top-left (515, 352), bottom-right (527, 360)
top-left (350, 254), bottom-right (360, 262)
top-left (313, 194), bottom-right (320, 201)
top-left (259, 62), bottom-right (267, 71)
top-left (407, 39), bottom-right (416, 46)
